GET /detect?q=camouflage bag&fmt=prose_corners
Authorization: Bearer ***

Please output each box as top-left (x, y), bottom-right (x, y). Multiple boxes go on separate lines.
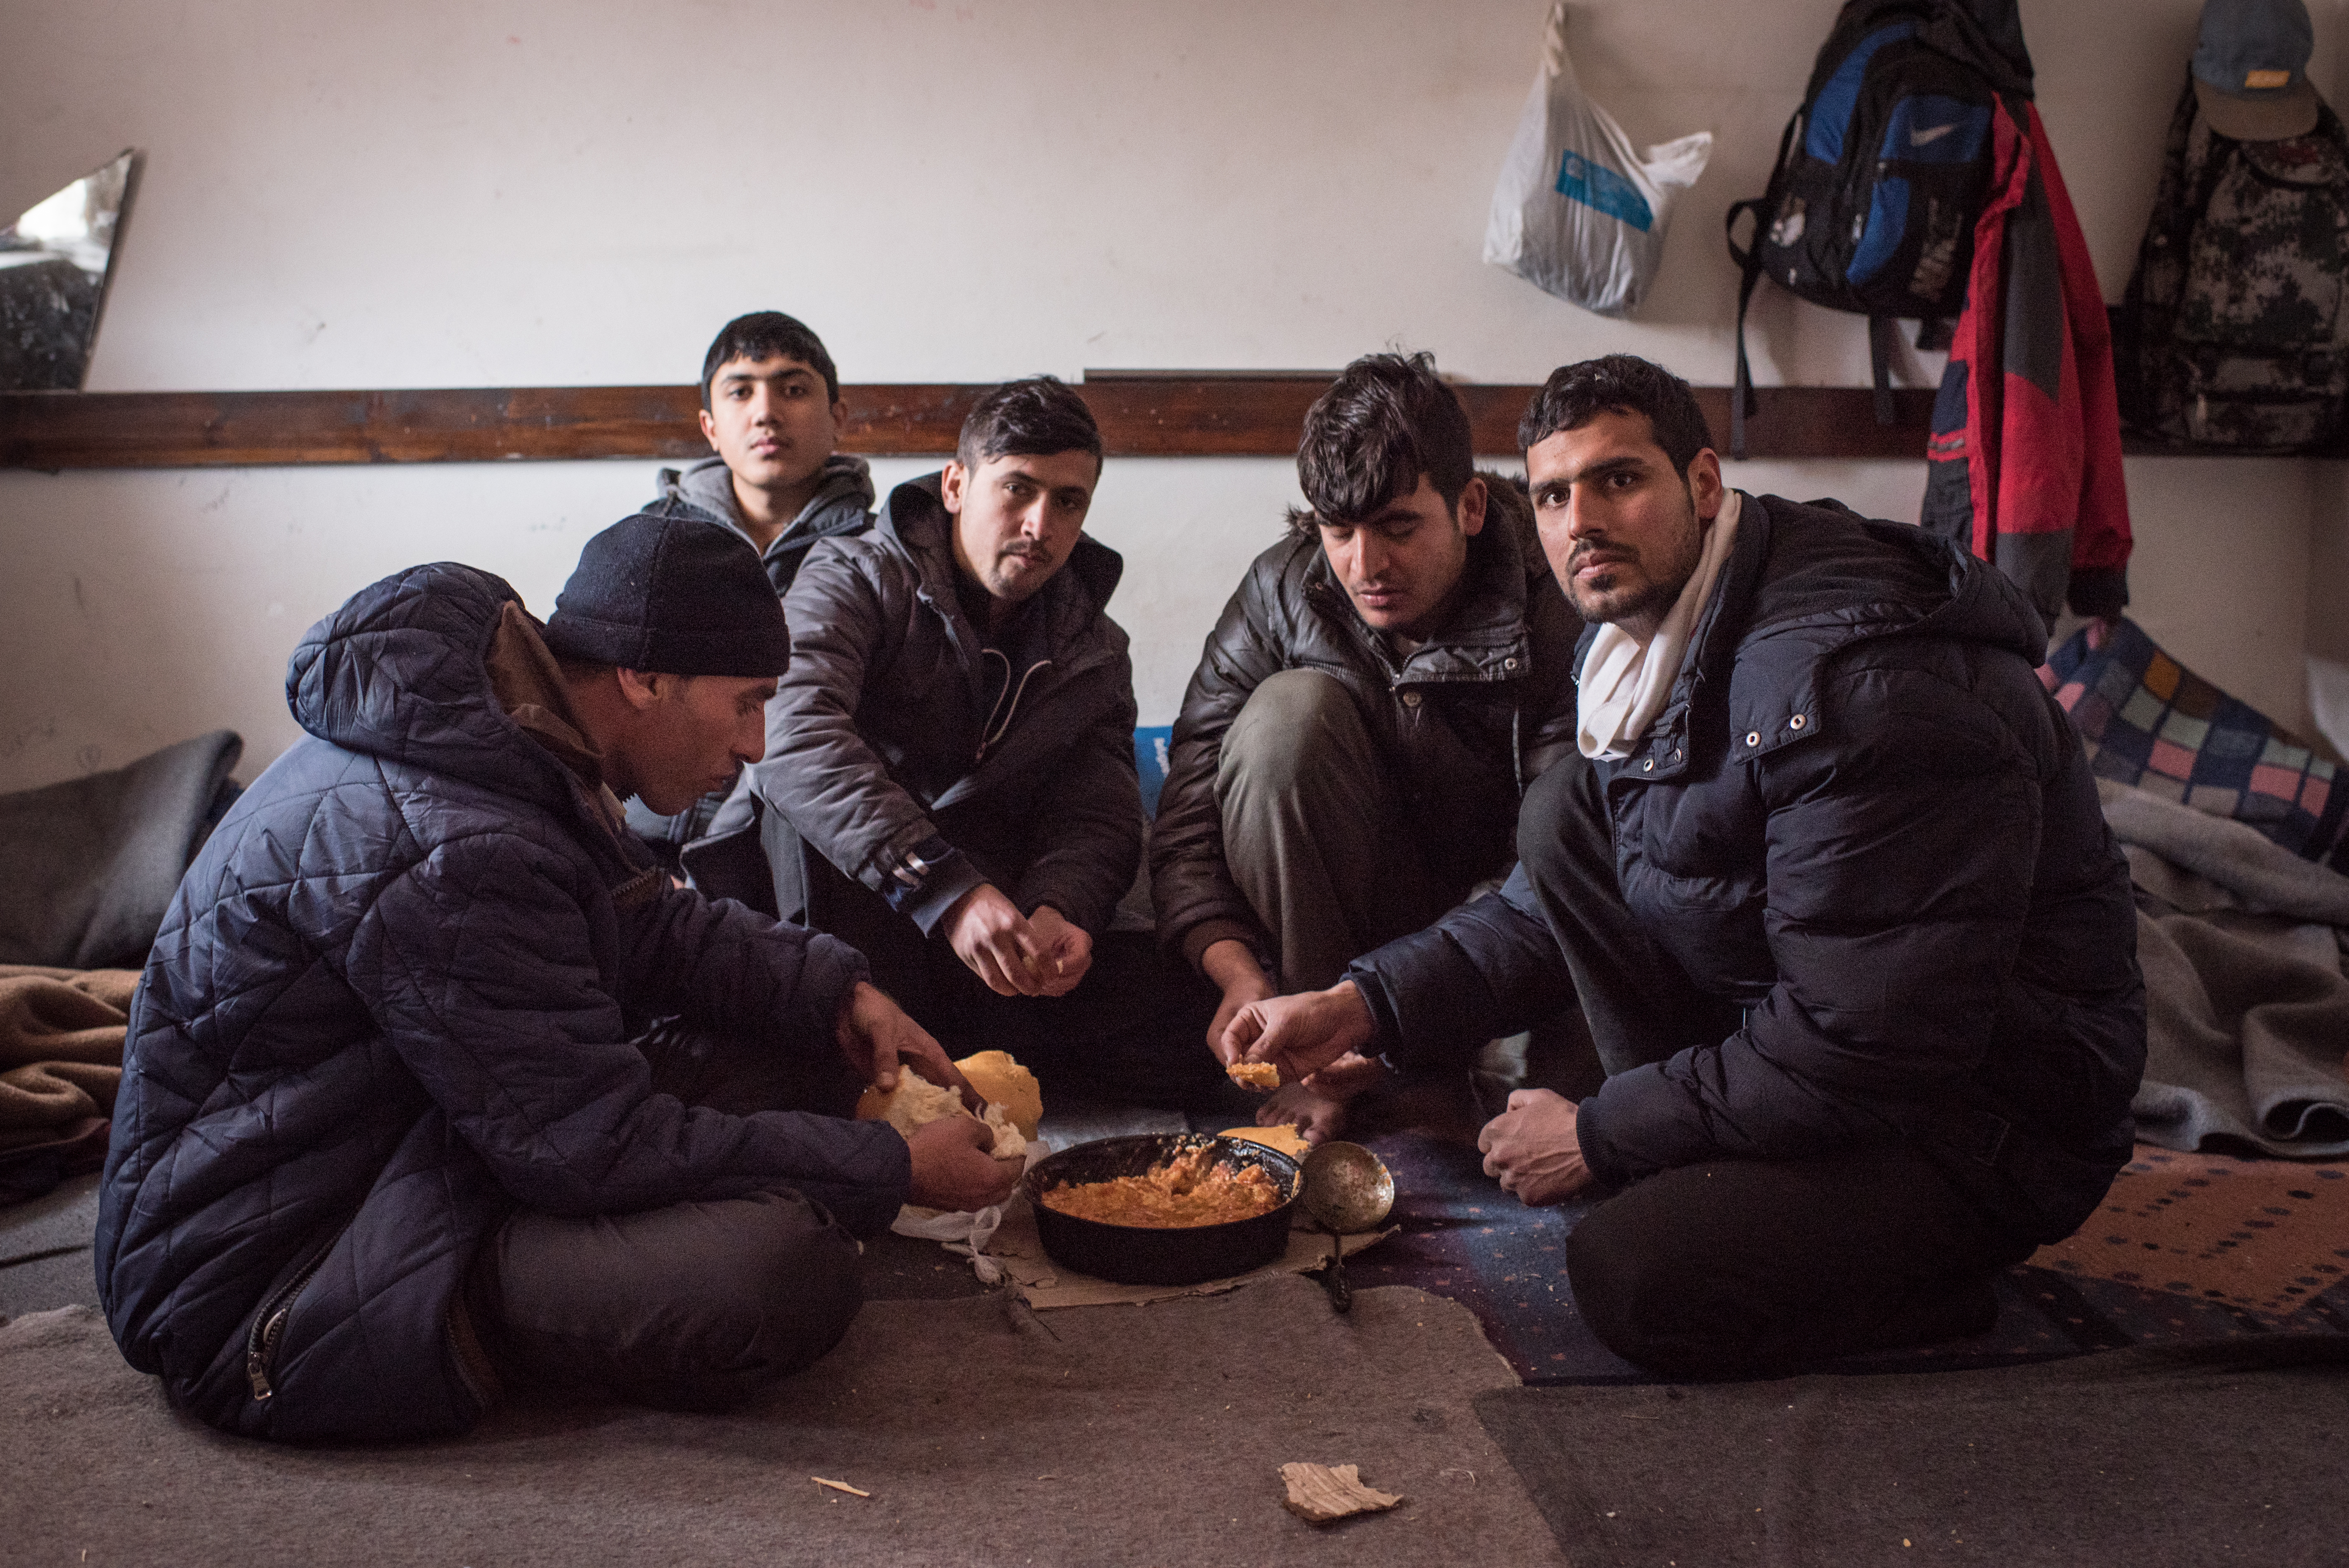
top-left (2117, 76), bottom-right (2349, 452)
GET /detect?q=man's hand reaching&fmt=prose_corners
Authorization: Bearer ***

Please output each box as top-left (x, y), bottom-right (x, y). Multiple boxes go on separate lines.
top-left (1200, 939), bottom-right (1276, 1063)
top-left (1220, 979), bottom-right (1377, 1086)
top-left (1022, 905), bottom-right (1091, 997)
top-left (943, 884), bottom-right (1070, 998)
top-left (835, 980), bottom-right (982, 1113)
top-left (1476, 1088), bottom-right (1593, 1205)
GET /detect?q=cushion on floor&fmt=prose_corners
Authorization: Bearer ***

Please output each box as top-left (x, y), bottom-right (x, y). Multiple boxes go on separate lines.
top-left (2046, 618), bottom-right (2349, 872)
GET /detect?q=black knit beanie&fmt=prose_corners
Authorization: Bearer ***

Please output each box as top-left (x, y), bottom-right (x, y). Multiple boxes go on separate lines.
top-left (543, 509), bottom-right (791, 676)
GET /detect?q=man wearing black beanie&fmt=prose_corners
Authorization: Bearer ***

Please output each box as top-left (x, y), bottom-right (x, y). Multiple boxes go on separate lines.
top-left (96, 509), bottom-right (1019, 1446)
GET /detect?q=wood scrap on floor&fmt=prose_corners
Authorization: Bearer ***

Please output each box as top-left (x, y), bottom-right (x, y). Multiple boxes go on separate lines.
top-left (1280, 1461), bottom-right (1402, 1523)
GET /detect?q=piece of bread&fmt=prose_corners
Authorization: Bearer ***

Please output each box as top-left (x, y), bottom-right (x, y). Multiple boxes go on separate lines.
top-left (1220, 1124), bottom-right (1311, 1158)
top-left (955, 1050), bottom-right (1042, 1139)
top-left (1227, 1059), bottom-right (1279, 1090)
top-left (853, 1052), bottom-right (1035, 1158)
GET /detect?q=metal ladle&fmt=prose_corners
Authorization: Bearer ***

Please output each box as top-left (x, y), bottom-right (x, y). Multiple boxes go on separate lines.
top-left (1299, 1141), bottom-right (1395, 1314)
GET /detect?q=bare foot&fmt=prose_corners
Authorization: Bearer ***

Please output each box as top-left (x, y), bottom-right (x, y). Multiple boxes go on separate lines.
top-left (1258, 1082), bottom-right (1349, 1146)
top-left (1257, 1051), bottom-right (1388, 1146)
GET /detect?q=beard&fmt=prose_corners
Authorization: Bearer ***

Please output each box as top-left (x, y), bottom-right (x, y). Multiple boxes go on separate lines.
top-left (1561, 487), bottom-right (1706, 628)
top-left (1566, 568), bottom-right (1683, 627)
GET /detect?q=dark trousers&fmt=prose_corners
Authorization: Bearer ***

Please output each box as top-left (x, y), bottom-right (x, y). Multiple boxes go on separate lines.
top-left (457, 1024), bottom-right (868, 1411)
top-left (1517, 754), bottom-right (2038, 1376)
top-left (797, 848), bottom-right (1233, 1113)
top-left (1222, 670), bottom-right (1598, 1101)
top-left (1217, 670), bottom-right (1459, 993)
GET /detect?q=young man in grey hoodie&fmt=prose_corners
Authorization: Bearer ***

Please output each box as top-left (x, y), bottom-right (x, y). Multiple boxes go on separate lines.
top-left (633, 312), bottom-right (877, 870)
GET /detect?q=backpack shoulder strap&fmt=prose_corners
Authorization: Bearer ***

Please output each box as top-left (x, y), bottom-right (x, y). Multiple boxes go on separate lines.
top-left (1728, 109), bottom-right (1805, 459)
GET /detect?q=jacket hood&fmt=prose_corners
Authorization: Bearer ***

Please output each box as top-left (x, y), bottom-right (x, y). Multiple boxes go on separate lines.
top-left (1575, 493), bottom-right (2053, 784)
top-left (1578, 493), bottom-right (2049, 675)
top-left (1901, 523), bottom-right (2050, 661)
top-left (285, 562), bottom-right (588, 818)
top-left (1734, 493), bottom-right (2049, 663)
top-left (876, 471), bottom-right (1126, 629)
top-left (1297, 470), bottom-right (1554, 676)
top-left (659, 454), bottom-right (876, 589)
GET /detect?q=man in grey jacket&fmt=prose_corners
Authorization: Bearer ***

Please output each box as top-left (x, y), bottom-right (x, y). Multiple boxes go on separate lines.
top-left (632, 312), bottom-right (876, 872)
top-left (744, 376), bottom-right (1226, 1106)
top-left (1151, 353), bottom-right (1584, 1139)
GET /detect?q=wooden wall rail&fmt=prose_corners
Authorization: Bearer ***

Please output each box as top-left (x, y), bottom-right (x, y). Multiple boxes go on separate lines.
top-left (0, 381), bottom-right (1942, 469)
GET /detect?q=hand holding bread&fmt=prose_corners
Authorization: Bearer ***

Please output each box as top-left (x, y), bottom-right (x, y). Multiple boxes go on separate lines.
top-left (905, 1116), bottom-right (1022, 1212)
top-left (833, 981), bottom-right (978, 1109)
top-left (857, 1049), bottom-right (1042, 1212)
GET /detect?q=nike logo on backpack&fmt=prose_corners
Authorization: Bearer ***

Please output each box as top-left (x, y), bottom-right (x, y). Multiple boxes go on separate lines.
top-left (1911, 124), bottom-right (1956, 146)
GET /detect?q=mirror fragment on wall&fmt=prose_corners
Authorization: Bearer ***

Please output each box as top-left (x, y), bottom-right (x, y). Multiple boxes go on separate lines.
top-left (0, 148), bottom-right (139, 391)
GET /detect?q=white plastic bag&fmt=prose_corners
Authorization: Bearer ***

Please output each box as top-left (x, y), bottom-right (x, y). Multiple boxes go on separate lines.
top-left (1483, 1), bottom-right (1713, 318)
top-left (890, 1141), bottom-right (1049, 1285)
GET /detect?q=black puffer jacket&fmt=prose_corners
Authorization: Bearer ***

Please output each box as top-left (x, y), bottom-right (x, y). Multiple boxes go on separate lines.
top-left (746, 473), bottom-right (1142, 936)
top-left (1352, 494), bottom-right (2144, 1239)
top-left (94, 564), bottom-right (906, 1443)
top-left (1151, 480), bottom-right (1581, 971)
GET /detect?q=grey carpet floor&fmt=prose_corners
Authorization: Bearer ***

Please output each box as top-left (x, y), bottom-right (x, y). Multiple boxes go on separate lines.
top-left (3, 1275), bottom-right (1562, 1568)
top-left (0, 1103), bottom-right (1195, 1321)
top-left (1474, 1335), bottom-right (2349, 1568)
top-left (0, 1171), bottom-right (101, 1319)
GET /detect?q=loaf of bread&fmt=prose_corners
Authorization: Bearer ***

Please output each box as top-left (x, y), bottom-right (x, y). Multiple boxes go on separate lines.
top-left (955, 1050), bottom-right (1042, 1139)
top-left (853, 1051), bottom-right (1039, 1159)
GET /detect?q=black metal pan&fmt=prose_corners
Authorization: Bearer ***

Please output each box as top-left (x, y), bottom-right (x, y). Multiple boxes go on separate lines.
top-left (1022, 1133), bottom-right (1302, 1286)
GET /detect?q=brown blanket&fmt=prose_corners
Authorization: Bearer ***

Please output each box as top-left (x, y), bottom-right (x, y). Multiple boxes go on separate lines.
top-left (0, 966), bottom-right (137, 1193)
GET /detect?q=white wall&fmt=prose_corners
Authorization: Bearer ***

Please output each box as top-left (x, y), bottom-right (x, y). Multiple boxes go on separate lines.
top-left (2, 0), bottom-right (2339, 790)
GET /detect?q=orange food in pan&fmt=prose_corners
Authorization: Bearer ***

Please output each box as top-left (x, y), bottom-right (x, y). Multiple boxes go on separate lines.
top-left (1039, 1146), bottom-right (1283, 1228)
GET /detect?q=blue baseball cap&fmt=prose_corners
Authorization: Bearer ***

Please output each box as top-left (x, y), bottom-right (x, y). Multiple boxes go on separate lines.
top-left (2192, 0), bottom-right (2319, 140)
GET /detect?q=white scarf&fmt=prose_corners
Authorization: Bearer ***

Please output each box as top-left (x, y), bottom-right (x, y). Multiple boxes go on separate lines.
top-left (1576, 490), bottom-right (1743, 761)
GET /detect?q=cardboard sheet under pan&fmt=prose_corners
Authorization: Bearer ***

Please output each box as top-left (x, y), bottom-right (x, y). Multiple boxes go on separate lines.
top-left (987, 1194), bottom-right (1395, 1309)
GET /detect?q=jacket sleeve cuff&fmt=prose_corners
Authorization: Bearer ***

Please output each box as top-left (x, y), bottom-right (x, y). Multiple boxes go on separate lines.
top-left (1342, 959), bottom-right (1407, 1066)
top-left (1572, 1092), bottom-right (1633, 1192)
top-left (1180, 918), bottom-right (1268, 977)
top-left (890, 845), bottom-right (986, 936)
top-left (2066, 567), bottom-right (2129, 620)
top-left (796, 930), bottom-right (872, 1037)
top-left (1013, 874), bottom-right (1114, 938)
top-left (781, 1124), bottom-right (914, 1239)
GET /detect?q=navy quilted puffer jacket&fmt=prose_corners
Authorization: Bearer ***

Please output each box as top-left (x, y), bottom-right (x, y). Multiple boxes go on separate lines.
top-left (94, 563), bottom-right (908, 1443)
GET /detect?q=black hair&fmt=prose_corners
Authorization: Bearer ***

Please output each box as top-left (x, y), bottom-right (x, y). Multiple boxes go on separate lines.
top-left (1515, 354), bottom-right (1713, 478)
top-left (1289, 352), bottom-right (1473, 535)
top-left (699, 312), bottom-right (840, 408)
top-left (954, 375), bottom-right (1103, 471)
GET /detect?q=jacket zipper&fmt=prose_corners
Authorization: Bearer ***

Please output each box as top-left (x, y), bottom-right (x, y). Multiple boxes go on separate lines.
top-left (943, 645), bottom-right (1119, 792)
top-left (975, 649), bottom-right (1053, 763)
top-left (243, 1227), bottom-right (345, 1401)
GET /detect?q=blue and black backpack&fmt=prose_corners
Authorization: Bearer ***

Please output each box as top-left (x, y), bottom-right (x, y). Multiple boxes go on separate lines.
top-left (1725, 0), bottom-right (2034, 456)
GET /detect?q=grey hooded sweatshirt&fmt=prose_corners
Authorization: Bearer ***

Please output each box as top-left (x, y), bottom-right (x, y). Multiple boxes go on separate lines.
top-left (627, 455), bottom-right (879, 865)
top-left (653, 453), bottom-right (877, 597)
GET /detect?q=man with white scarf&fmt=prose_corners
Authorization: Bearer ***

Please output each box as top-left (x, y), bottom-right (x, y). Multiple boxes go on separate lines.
top-left (1222, 355), bottom-right (2143, 1377)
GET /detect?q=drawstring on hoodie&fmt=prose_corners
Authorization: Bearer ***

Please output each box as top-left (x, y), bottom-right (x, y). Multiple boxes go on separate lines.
top-left (978, 648), bottom-right (1053, 761)
top-left (1512, 700), bottom-right (1525, 795)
